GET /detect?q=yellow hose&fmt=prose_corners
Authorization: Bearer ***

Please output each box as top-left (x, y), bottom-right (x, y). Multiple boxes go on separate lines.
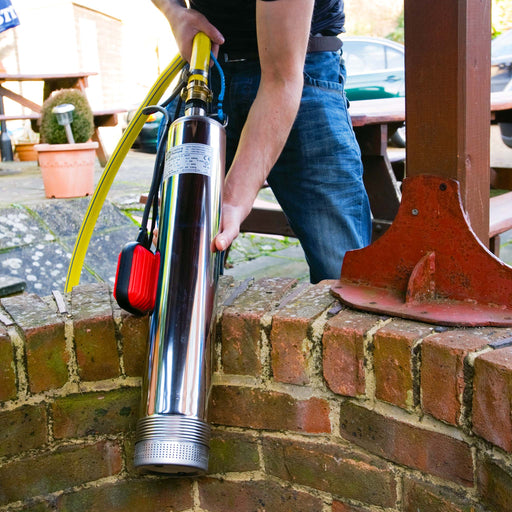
top-left (189, 32), bottom-right (211, 84)
top-left (65, 54), bottom-right (186, 292)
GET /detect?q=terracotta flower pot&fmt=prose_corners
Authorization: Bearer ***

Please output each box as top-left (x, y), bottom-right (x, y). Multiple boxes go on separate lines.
top-left (35, 142), bottom-right (98, 198)
top-left (15, 142), bottom-right (38, 162)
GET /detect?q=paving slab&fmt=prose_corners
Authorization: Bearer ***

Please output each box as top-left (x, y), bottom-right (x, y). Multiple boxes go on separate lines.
top-left (0, 240), bottom-right (97, 296)
top-left (0, 206), bottom-right (54, 250)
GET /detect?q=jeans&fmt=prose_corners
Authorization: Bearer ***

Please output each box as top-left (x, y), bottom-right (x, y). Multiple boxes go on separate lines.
top-left (217, 50), bottom-right (372, 283)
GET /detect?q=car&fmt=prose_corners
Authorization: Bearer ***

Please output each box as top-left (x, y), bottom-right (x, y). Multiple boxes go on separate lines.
top-left (126, 108), bottom-right (163, 153)
top-left (343, 32), bottom-right (512, 147)
top-left (491, 29), bottom-right (512, 93)
top-left (491, 30), bottom-right (512, 148)
top-left (342, 36), bottom-right (406, 146)
top-left (342, 36), bottom-right (405, 101)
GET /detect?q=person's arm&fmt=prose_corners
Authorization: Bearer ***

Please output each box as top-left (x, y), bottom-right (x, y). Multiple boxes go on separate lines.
top-left (151, 0), bottom-right (224, 61)
top-left (214, 0), bottom-right (314, 251)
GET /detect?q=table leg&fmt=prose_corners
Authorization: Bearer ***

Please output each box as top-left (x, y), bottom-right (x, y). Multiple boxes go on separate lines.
top-left (0, 94), bottom-right (13, 161)
top-left (354, 124), bottom-right (402, 240)
top-left (91, 129), bottom-right (108, 167)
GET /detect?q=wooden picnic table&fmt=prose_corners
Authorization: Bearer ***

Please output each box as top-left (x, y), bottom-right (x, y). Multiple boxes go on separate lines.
top-left (241, 92), bottom-right (512, 254)
top-left (0, 72), bottom-right (124, 165)
top-left (348, 93), bottom-right (512, 242)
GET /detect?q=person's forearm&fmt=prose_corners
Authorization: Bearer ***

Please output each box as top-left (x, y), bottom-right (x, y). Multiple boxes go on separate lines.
top-left (224, 77), bottom-right (303, 211)
top-left (212, 0), bottom-right (313, 252)
top-left (224, 0), bottom-right (311, 212)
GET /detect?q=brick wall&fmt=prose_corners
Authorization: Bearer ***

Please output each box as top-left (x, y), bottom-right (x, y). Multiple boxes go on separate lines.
top-left (1, 278), bottom-right (512, 511)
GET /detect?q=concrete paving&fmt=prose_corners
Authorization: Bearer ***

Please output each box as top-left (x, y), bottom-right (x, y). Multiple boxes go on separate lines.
top-left (0, 124), bottom-right (510, 297)
top-left (0, 150), bottom-right (308, 297)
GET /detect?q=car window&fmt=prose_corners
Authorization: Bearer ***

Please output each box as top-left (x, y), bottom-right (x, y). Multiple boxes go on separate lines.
top-left (344, 41), bottom-right (386, 74)
top-left (386, 47), bottom-right (404, 70)
top-left (492, 30), bottom-right (512, 60)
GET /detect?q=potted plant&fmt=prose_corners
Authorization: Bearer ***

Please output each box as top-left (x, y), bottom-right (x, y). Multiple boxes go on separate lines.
top-left (35, 88), bottom-right (98, 198)
top-left (14, 121), bottom-right (39, 161)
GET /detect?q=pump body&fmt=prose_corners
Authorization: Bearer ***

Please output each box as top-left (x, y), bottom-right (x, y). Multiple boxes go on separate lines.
top-left (134, 113), bottom-right (224, 475)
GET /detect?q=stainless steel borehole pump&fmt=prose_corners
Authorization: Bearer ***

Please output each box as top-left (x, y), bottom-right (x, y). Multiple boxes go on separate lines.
top-left (133, 33), bottom-right (225, 475)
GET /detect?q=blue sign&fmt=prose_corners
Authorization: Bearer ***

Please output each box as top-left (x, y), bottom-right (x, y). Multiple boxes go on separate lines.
top-left (0, 0), bottom-right (19, 34)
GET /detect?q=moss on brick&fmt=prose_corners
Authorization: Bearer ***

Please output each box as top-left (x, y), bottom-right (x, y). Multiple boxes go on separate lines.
top-left (0, 405), bottom-right (48, 458)
top-left (56, 479), bottom-right (193, 512)
top-left (0, 330), bottom-right (16, 401)
top-left (209, 431), bottom-right (260, 474)
top-left (52, 388), bottom-right (140, 439)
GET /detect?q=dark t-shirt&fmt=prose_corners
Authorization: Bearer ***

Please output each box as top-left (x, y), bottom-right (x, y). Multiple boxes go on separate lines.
top-left (189, 0), bottom-right (345, 53)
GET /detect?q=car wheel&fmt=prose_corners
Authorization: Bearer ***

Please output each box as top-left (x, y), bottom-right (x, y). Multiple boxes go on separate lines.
top-left (390, 124), bottom-right (406, 148)
top-left (499, 122), bottom-right (512, 149)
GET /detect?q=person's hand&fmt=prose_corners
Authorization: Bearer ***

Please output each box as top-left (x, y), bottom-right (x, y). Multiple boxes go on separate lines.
top-left (169, 6), bottom-right (224, 62)
top-left (212, 201), bottom-right (247, 252)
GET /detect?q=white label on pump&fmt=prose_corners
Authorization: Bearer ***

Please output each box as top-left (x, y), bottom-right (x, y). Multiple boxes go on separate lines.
top-left (163, 143), bottom-right (214, 180)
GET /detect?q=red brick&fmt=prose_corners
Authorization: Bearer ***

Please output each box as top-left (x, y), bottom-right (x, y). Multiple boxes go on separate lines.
top-left (477, 455), bottom-right (512, 512)
top-left (403, 477), bottom-right (480, 512)
top-left (0, 404), bottom-right (48, 458)
top-left (2, 293), bottom-right (68, 393)
top-left (119, 312), bottom-right (149, 377)
top-left (221, 278), bottom-right (297, 376)
top-left (74, 316), bottom-right (120, 380)
top-left (263, 436), bottom-right (397, 508)
top-left (473, 347), bottom-right (512, 451)
top-left (209, 430), bottom-right (260, 474)
top-left (56, 478), bottom-right (193, 512)
top-left (52, 388), bottom-right (139, 439)
top-left (209, 385), bottom-right (331, 433)
top-left (422, 331), bottom-right (490, 426)
top-left (0, 440), bottom-right (122, 506)
top-left (0, 325), bottom-right (16, 401)
top-left (373, 320), bottom-right (431, 408)
top-left (221, 309), bottom-right (262, 376)
top-left (339, 402), bottom-right (473, 486)
top-left (27, 323), bottom-right (68, 393)
top-left (323, 310), bottom-right (377, 397)
top-left (72, 284), bottom-right (120, 381)
top-left (271, 282), bottom-right (334, 385)
top-left (199, 478), bottom-right (324, 512)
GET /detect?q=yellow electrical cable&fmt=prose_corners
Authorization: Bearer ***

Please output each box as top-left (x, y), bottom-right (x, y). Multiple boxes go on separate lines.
top-left (65, 54), bottom-right (186, 292)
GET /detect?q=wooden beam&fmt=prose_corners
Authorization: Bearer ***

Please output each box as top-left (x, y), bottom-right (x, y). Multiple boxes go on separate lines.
top-left (404, 0), bottom-right (491, 243)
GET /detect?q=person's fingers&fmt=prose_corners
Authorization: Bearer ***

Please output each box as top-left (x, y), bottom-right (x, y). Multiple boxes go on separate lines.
top-left (212, 204), bottom-right (243, 252)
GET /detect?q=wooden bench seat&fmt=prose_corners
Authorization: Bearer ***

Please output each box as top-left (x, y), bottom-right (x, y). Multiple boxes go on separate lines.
top-left (489, 190), bottom-right (512, 256)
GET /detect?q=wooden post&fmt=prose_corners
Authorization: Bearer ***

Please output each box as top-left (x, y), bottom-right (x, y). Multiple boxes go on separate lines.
top-left (404, 0), bottom-right (491, 243)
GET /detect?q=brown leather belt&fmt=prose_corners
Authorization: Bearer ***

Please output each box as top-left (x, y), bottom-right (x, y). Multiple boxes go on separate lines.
top-left (220, 35), bottom-right (342, 63)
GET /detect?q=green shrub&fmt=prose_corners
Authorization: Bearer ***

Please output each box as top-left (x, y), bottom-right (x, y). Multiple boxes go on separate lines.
top-left (39, 88), bottom-right (94, 144)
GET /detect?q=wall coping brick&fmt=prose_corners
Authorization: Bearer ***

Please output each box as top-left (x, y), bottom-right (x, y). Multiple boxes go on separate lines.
top-left (1, 279), bottom-right (512, 511)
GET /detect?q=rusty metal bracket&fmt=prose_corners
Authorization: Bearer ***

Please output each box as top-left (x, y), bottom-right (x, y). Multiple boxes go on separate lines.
top-left (331, 175), bottom-right (512, 326)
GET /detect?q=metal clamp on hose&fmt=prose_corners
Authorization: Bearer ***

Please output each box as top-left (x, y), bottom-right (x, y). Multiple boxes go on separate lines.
top-left (183, 32), bottom-right (213, 114)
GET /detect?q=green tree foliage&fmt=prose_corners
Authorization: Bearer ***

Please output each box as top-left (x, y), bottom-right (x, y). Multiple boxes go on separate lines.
top-left (387, 9), bottom-right (404, 44)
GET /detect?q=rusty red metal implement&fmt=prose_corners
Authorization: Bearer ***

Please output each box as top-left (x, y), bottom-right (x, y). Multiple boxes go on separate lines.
top-left (331, 175), bottom-right (512, 327)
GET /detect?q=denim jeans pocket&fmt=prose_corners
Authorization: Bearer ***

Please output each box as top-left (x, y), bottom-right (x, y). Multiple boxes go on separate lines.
top-left (303, 51), bottom-right (344, 92)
